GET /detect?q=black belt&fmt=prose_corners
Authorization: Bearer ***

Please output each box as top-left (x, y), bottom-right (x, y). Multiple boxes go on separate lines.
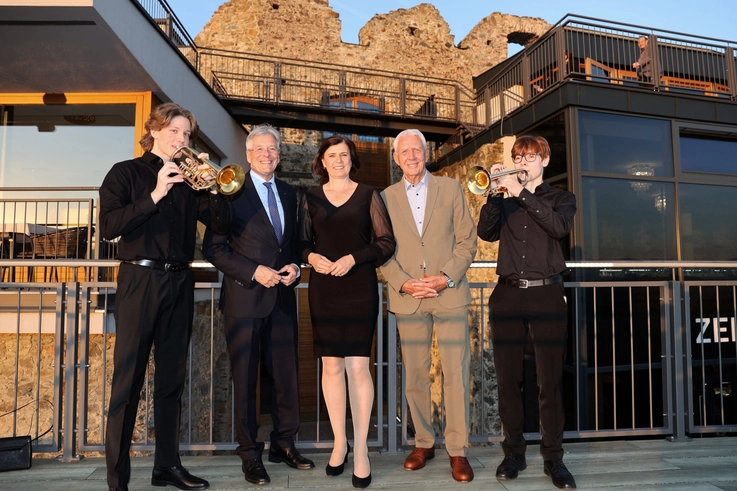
top-left (498, 275), bottom-right (563, 288)
top-left (124, 259), bottom-right (191, 272)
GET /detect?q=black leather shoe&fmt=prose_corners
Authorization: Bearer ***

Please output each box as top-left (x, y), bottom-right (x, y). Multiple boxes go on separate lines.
top-left (268, 445), bottom-right (315, 470)
top-left (326, 442), bottom-right (351, 476)
top-left (151, 465), bottom-right (209, 490)
top-left (496, 453), bottom-right (526, 480)
top-left (242, 458), bottom-right (270, 485)
top-left (109, 487), bottom-right (128, 491)
top-left (544, 460), bottom-right (577, 489)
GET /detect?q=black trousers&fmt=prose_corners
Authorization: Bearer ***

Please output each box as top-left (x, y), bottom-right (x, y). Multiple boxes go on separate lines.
top-left (489, 282), bottom-right (568, 461)
top-left (225, 304), bottom-right (300, 461)
top-left (105, 263), bottom-right (194, 487)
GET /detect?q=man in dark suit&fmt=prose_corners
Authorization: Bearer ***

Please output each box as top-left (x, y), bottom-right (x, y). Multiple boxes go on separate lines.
top-left (202, 124), bottom-right (314, 485)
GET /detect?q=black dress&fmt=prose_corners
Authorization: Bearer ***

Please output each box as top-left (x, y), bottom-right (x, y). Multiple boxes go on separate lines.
top-left (299, 183), bottom-right (395, 357)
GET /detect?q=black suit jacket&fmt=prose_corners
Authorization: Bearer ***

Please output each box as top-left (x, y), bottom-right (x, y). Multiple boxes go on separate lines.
top-left (203, 173), bottom-right (299, 319)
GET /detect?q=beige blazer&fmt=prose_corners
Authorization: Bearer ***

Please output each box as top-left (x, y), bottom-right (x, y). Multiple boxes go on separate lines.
top-left (380, 173), bottom-right (478, 315)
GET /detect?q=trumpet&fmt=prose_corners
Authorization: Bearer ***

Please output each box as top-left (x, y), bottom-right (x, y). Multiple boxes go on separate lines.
top-left (466, 166), bottom-right (529, 196)
top-left (169, 146), bottom-right (246, 195)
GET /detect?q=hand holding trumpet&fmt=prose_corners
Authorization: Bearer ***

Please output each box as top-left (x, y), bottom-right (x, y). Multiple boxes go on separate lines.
top-left (489, 164), bottom-right (525, 197)
top-left (467, 166), bottom-right (528, 198)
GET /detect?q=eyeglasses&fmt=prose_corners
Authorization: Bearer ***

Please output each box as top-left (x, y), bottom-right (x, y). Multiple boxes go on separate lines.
top-left (512, 152), bottom-right (539, 164)
top-left (247, 146), bottom-right (278, 155)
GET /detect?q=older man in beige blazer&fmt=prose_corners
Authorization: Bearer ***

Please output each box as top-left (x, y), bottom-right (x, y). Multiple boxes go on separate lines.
top-left (380, 129), bottom-right (477, 483)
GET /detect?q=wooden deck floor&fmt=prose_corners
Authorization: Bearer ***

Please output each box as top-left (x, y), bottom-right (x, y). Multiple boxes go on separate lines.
top-left (2, 437), bottom-right (736, 490)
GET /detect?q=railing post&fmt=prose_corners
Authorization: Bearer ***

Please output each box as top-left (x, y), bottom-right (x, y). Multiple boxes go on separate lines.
top-left (455, 85), bottom-right (461, 123)
top-left (484, 86), bottom-right (491, 128)
top-left (556, 26), bottom-right (567, 82)
top-left (651, 35), bottom-right (661, 91)
top-left (667, 281), bottom-right (690, 442)
top-left (383, 313), bottom-right (400, 455)
top-left (60, 282), bottom-right (82, 461)
top-left (339, 70), bottom-right (347, 110)
top-left (399, 78), bottom-right (406, 117)
top-left (274, 62), bottom-right (282, 104)
top-left (727, 46), bottom-right (737, 101)
top-left (522, 54), bottom-right (531, 105)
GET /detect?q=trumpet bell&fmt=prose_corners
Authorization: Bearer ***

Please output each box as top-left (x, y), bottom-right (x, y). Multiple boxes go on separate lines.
top-left (170, 146), bottom-right (245, 195)
top-left (467, 166), bottom-right (490, 195)
top-left (216, 164), bottom-right (246, 195)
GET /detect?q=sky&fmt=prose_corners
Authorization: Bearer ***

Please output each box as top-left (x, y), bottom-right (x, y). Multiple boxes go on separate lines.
top-left (166, 0), bottom-right (737, 49)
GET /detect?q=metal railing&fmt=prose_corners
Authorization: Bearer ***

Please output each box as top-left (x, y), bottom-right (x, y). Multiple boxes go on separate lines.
top-left (477, 15), bottom-right (737, 127)
top-left (2, 261), bottom-right (736, 461)
top-left (199, 48), bottom-right (479, 125)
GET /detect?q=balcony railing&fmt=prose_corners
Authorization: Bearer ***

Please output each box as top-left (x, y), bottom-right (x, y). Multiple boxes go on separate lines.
top-left (2, 261), bottom-right (736, 462)
top-left (476, 15), bottom-right (737, 127)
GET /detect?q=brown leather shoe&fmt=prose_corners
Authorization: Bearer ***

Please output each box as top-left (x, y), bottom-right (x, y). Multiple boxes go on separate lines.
top-left (404, 447), bottom-right (435, 470)
top-left (450, 456), bottom-right (474, 482)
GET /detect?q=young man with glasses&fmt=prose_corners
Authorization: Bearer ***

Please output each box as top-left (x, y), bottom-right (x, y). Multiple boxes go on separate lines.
top-left (477, 135), bottom-right (578, 489)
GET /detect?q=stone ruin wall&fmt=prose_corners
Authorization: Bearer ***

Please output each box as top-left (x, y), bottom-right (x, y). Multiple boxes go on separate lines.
top-left (195, 1), bottom-right (551, 190)
top-left (195, 0), bottom-right (550, 88)
top-left (0, 3), bottom-right (553, 456)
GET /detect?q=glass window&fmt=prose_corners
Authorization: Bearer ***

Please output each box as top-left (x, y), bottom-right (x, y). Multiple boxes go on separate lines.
top-left (0, 104), bottom-right (135, 193)
top-left (581, 177), bottom-right (677, 260)
top-left (679, 183), bottom-right (737, 260)
top-left (680, 135), bottom-right (737, 175)
top-left (579, 111), bottom-right (673, 177)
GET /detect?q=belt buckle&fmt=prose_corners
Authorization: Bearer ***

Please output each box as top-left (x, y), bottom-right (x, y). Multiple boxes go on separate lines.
top-left (164, 262), bottom-right (174, 272)
top-left (518, 279), bottom-right (529, 288)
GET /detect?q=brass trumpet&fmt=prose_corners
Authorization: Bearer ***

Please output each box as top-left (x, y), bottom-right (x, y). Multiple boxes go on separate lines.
top-left (169, 146), bottom-right (245, 195)
top-left (466, 166), bottom-right (529, 196)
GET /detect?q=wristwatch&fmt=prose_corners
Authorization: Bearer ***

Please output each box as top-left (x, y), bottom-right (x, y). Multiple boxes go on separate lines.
top-left (442, 272), bottom-right (455, 288)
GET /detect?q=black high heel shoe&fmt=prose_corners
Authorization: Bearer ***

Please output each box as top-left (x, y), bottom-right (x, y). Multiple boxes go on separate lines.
top-left (326, 442), bottom-right (351, 476)
top-left (352, 455), bottom-right (371, 489)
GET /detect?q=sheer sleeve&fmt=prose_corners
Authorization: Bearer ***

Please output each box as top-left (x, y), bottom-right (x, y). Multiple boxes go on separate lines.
top-left (351, 188), bottom-right (396, 267)
top-left (298, 191), bottom-right (315, 264)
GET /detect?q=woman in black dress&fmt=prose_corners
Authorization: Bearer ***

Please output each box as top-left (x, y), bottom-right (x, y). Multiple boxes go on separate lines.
top-left (299, 135), bottom-right (395, 488)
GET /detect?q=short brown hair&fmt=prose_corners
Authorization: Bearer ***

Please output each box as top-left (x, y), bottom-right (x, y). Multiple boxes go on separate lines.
top-left (139, 102), bottom-right (198, 152)
top-left (311, 135), bottom-right (361, 179)
top-left (510, 134), bottom-right (550, 160)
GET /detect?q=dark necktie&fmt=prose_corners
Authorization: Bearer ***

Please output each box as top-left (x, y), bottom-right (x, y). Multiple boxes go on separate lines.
top-left (263, 182), bottom-right (283, 243)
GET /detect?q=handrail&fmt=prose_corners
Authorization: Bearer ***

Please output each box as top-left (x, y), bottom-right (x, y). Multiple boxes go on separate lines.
top-left (198, 46), bottom-right (476, 90)
top-left (1, 259), bottom-right (735, 271)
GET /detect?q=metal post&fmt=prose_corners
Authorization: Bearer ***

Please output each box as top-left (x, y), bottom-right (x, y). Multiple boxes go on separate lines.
top-left (454, 85), bottom-right (461, 123)
top-left (52, 285), bottom-right (65, 454)
top-left (726, 46), bottom-right (737, 101)
top-left (60, 283), bottom-right (82, 461)
top-left (667, 281), bottom-right (690, 442)
top-left (375, 284), bottom-right (384, 449)
top-left (383, 313), bottom-right (399, 454)
top-left (399, 79), bottom-right (406, 117)
top-left (339, 70), bottom-right (347, 110)
top-left (522, 55), bottom-right (531, 105)
top-left (650, 35), bottom-right (661, 91)
top-left (274, 62), bottom-right (282, 104)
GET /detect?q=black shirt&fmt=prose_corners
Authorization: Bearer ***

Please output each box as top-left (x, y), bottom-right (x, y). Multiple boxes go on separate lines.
top-left (99, 151), bottom-right (230, 262)
top-left (477, 182), bottom-right (576, 280)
